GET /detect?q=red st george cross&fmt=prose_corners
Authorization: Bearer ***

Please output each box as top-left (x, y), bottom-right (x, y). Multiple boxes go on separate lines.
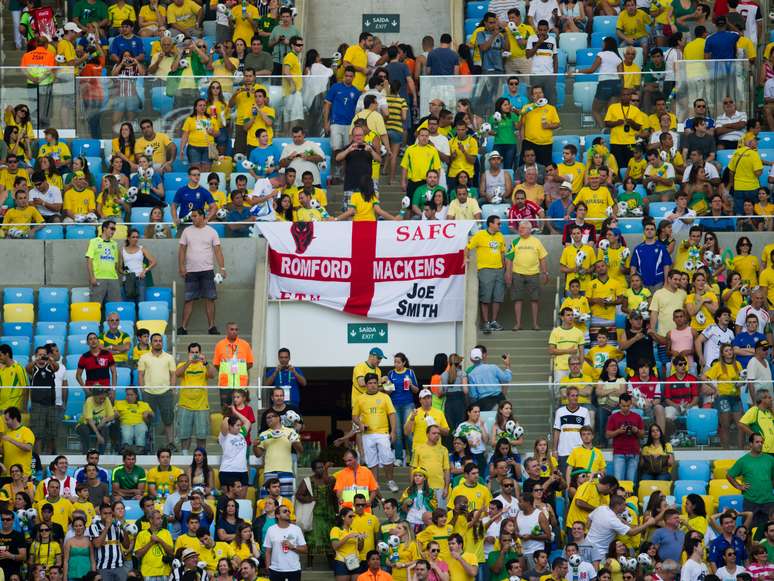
top-left (267, 221), bottom-right (466, 317)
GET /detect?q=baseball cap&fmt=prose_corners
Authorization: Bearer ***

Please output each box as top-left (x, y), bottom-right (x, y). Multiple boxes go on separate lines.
top-left (560, 181), bottom-right (573, 190)
top-left (487, 150), bottom-right (503, 160)
top-left (0, 490), bottom-right (9, 502)
top-left (470, 348), bottom-right (483, 362)
top-left (73, 170), bottom-right (86, 178)
top-left (369, 347), bottom-right (386, 359)
top-left (588, 169), bottom-right (600, 177)
top-left (715, 15), bottom-right (727, 25)
top-left (181, 548), bottom-right (199, 560)
top-left (755, 339), bottom-right (771, 350)
top-left (64, 22), bottom-right (82, 33)
top-left (419, 388), bottom-right (433, 399)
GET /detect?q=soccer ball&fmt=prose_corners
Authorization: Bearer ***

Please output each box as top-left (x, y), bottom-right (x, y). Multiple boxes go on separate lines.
top-left (214, 272), bottom-right (224, 284)
top-left (684, 259), bottom-right (695, 272)
top-left (242, 160), bottom-right (255, 170)
top-left (216, 208), bottom-right (228, 220)
top-left (288, 430), bottom-right (300, 443)
top-left (616, 201), bottom-right (628, 217)
top-left (6, 228), bottom-right (24, 239)
top-left (401, 196), bottom-right (411, 210)
top-left (619, 510), bottom-right (633, 525)
top-left (627, 558), bottom-right (638, 571)
top-left (216, 3), bottom-right (227, 12)
top-left (285, 410), bottom-right (302, 424)
top-left (387, 535), bottom-right (400, 548)
top-left (25, 508), bottom-right (37, 521)
top-left (630, 207), bottom-right (643, 216)
top-left (504, 420), bottom-right (517, 434)
top-left (197, 562), bottom-right (208, 570)
top-left (332, 51), bottom-right (342, 62)
top-left (172, 559), bottom-right (181, 570)
top-left (144, 145), bottom-right (154, 157)
top-left (712, 254), bottom-right (723, 268)
top-left (318, 160), bottom-right (328, 171)
top-left (740, 369), bottom-right (748, 381)
top-left (125, 187), bottom-right (138, 203)
top-left (577, 312), bottom-right (590, 323)
top-left (620, 247), bottom-right (631, 261)
top-left (310, 199), bottom-right (321, 210)
top-left (234, 153), bottom-right (246, 164)
top-left (178, 58), bottom-right (189, 69)
top-left (480, 122), bottom-right (492, 134)
top-left (55, 54), bottom-right (66, 64)
top-left (695, 311), bottom-right (706, 326)
top-left (162, 29), bottom-right (172, 38)
top-left (512, 425), bottom-right (525, 439)
top-left (606, 206), bottom-right (614, 218)
top-left (377, 541), bottom-right (390, 555)
top-left (173, 33), bottom-right (186, 44)
top-left (568, 554), bottom-right (582, 568)
top-left (598, 239), bottom-right (610, 251)
top-left (638, 553), bottom-right (653, 567)
top-left (704, 250), bottom-right (714, 263)
top-left (535, 98), bottom-right (548, 107)
top-left (154, 223), bottom-right (166, 238)
top-left (575, 250), bottom-right (587, 267)
top-left (124, 522), bottom-right (138, 536)
top-left (741, 284), bottom-right (750, 295)
top-left (234, 70), bottom-right (244, 81)
top-left (618, 556), bottom-right (629, 568)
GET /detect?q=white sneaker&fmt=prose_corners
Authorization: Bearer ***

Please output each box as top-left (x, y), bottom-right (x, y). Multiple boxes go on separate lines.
top-left (393, 458), bottom-right (403, 467)
top-left (387, 480), bottom-right (399, 492)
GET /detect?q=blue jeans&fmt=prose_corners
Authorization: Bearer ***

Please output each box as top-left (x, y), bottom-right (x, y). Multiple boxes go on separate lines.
top-left (613, 454), bottom-right (639, 482)
top-left (494, 143), bottom-right (517, 171)
top-left (393, 402), bottom-right (415, 462)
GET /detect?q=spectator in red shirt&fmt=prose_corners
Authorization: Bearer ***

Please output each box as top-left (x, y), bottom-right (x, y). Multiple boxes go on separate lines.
top-left (628, 360), bottom-right (666, 433)
top-left (662, 355), bottom-right (700, 434)
top-left (508, 188), bottom-right (544, 230)
top-left (76, 332), bottom-right (117, 396)
top-left (605, 393), bottom-right (644, 482)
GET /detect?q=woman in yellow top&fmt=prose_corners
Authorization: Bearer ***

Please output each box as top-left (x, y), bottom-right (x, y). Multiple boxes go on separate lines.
top-left (28, 525), bottom-right (62, 569)
top-left (2, 463), bottom-right (34, 500)
top-left (721, 272), bottom-right (745, 321)
top-left (532, 437), bottom-right (559, 478)
top-left (702, 343), bottom-right (743, 449)
top-left (4, 125), bottom-right (32, 164)
top-left (4, 104), bottom-right (34, 151)
top-left (391, 522), bottom-right (419, 581)
top-left (205, 173), bottom-right (228, 208)
top-left (114, 388), bottom-right (153, 452)
top-left (138, 0), bottom-right (166, 36)
top-left (685, 271), bottom-right (718, 332)
top-left (35, 156), bottom-right (64, 190)
top-left (682, 494), bottom-right (708, 535)
top-left (274, 194), bottom-right (293, 222)
top-left (336, 178), bottom-right (399, 222)
top-left (639, 424), bottom-right (674, 481)
top-left (180, 98), bottom-right (220, 172)
top-left (330, 507), bottom-right (364, 581)
top-left (230, 523), bottom-right (260, 565)
top-left (112, 123), bottom-right (137, 176)
top-left (597, 227), bottom-right (630, 287)
top-left (604, 540), bottom-right (628, 581)
top-left (97, 175), bottom-right (130, 221)
top-left (731, 237), bottom-right (761, 286)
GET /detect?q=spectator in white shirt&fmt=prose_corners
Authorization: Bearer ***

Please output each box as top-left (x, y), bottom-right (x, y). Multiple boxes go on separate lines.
top-left (715, 97), bottom-right (748, 149)
top-left (746, 340), bottom-right (772, 400)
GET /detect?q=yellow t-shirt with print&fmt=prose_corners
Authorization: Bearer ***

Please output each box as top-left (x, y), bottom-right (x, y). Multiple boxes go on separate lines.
top-left (351, 362), bottom-right (381, 405)
top-left (599, 246), bottom-right (631, 287)
top-left (199, 541), bottom-right (234, 574)
top-left (686, 291), bottom-right (718, 332)
top-left (174, 534), bottom-right (202, 555)
top-left (29, 541), bottom-right (62, 568)
top-left (616, 9), bottom-right (650, 39)
top-left (146, 466), bottom-right (183, 498)
top-left (283, 51), bottom-right (302, 95)
top-left (560, 244), bottom-right (596, 291)
top-left (330, 526), bottom-right (359, 562)
top-left (730, 146), bottom-right (763, 192)
top-left (353, 392), bottom-right (396, 435)
top-left (35, 497), bottom-right (72, 531)
top-left (732, 254), bottom-right (760, 286)
top-left (506, 23), bottom-right (534, 58)
top-left (134, 528), bottom-right (174, 577)
top-left (448, 135), bottom-right (478, 178)
top-left (135, 133), bottom-right (173, 165)
top-left (139, 4), bottom-right (166, 26)
top-left (560, 295), bottom-right (590, 333)
top-left (400, 143), bottom-right (441, 182)
top-left (557, 162), bottom-right (586, 193)
top-left (349, 191), bottom-right (379, 222)
top-left (352, 513), bottom-right (380, 560)
top-left (549, 325), bottom-right (586, 371)
top-left (411, 408), bottom-right (450, 448)
top-left (182, 115), bottom-right (219, 148)
top-left (2, 426), bottom-right (33, 474)
top-left (230, 3), bottom-right (259, 44)
top-left (342, 44), bottom-right (368, 90)
top-left (107, 3), bottom-right (136, 27)
top-left (706, 360), bottom-right (742, 397)
top-left (79, 396), bottom-right (115, 425)
top-left (606, 103), bottom-right (646, 145)
top-left (573, 186), bottom-right (614, 225)
top-left (56, 38), bottom-right (76, 63)
top-left (588, 277), bottom-right (623, 321)
top-left (246, 105), bottom-right (276, 147)
top-left (72, 500), bottom-right (97, 526)
top-left (587, 345), bottom-right (623, 379)
top-left (521, 104), bottom-right (560, 145)
top-left (624, 287), bottom-right (652, 312)
top-left (167, 0), bottom-right (200, 30)
top-left (760, 267), bottom-right (774, 307)
top-left (177, 361), bottom-right (209, 411)
top-left (567, 480), bottom-right (609, 529)
top-left (3, 206), bottom-right (43, 233)
top-left (290, 187), bottom-right (327, 211)
top-left (505, 235), bottom-right (548, 276)
top-left (467, 229), bottom-right (506, 270)
top-left (114, 399), bottom-right (152, 426)
top-left (627, 157), bottom-right (648, 181)
top-left (567, 446), bottom-right (606, 475)
top-left (63, 188), bottom-right (96, 217)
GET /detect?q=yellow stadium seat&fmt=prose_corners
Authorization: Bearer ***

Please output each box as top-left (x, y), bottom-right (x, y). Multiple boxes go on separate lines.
top-left (638, 480), bottom-right (672, 500)
top-left (210, 413), bottom-right (224, 438)
top-left (136, 320), bottom-right (167, 335)
top-left (709, 478), bottom-right (738, 498)
top-left (681, 494), bottom-right (715, 515)
top-left (70, 302), bottom-right (102, 322)
top-left (3, 303), bottom-right (34, 323)
top-left (712, 459), bottom-right (735, 479)
top-left (619, 481), bottom-right (635, 493)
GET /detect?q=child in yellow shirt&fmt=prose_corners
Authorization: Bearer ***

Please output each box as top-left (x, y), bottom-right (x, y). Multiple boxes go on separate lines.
top-left (72, 483), bottom-right (97, 525)
top-left (586, 328), bottom-right (623, 380)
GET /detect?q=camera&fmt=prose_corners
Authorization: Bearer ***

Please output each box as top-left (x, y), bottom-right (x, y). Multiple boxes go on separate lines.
top-left (623, 124), bottom-right (631, 132)
top-left (357, 144), bottom-right (366, 150)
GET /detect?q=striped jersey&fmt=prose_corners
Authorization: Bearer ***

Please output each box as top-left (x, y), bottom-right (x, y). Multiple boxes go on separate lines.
top-left (386, 95), bottom-right (407, 134)
top-left (88, 520), bottom-right (125, 569)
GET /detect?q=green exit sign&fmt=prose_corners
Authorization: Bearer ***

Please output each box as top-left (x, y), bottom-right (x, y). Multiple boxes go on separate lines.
top-left (348, 323), bottom-right (388, 343)
top-left (362, 14), bottom-right (400, 34)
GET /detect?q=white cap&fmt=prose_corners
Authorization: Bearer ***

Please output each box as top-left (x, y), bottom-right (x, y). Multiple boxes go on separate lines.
top-left (470, 348), bottom-right (483, 361)
top-left (487, 150), bottom-right (503, 160)
top-left (64, 22), bottom-right (82, 33)
top-left (419, 388), bottom-right (433, 399)
top-left (560, 181), bottom-right (573, 190)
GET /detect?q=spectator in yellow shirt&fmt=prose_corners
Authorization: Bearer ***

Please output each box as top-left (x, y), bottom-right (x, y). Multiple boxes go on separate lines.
top-left (448, 115), bottom-right (479, 189)
top-left (3, 190), bottom-right (43, 237)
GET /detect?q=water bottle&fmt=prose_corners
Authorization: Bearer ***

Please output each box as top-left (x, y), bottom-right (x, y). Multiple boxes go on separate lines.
top-left (403, 375), bottom-right (410, 391)
top-left (241, 0), bottom-right (247, 17)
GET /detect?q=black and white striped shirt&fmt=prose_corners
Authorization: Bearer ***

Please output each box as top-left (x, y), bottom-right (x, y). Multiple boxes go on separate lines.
top-left (88, 521), bottom-right (125, 569)
top-left (169, 565), bottom-right (211, 581)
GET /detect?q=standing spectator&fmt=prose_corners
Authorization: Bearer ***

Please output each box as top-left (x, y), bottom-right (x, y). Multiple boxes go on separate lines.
top-left (566, 476), bottom-right (619, 534)
top-left (410, 424), bottom-right (450, 509)
top-left (138, 333), bottom-right (176, 449)
top-left (504, 220), bottom-right (549, 331)
top-left (26, 346), bottom-right (58, 455)
top-left (324, 67), bottom-right (361, 179)
top-left (525, 22), bottom-right (558, 106)
top-left (476, 12), bottom-right (506, 74)
top-left (1, 407), bottom-right (34, 479)
top-left (630, 220), bottom-right (672, 289)
top-left (746, 341), bottom-right (772, 402)
top-left (259, 387), bottom-right (301, 433)
top-left (553, 386), bottom-right (591, 473)
top-left (695, 308), bottom-right (735, 372)
top-left (213, 323), bottom-right (254, 406)
top-left (353, 373), bottom-right (398, 493)
top-left (729, 133), bottom-right (764, 215)
top-left (519, 86), bottom-right (560, 166)
top-left (468, 348), bottom-right (512, 411)
top-left (549, 308), bottom-right (586, 382)
top-left (178, 208), bottom-right (226, 335)
top-left (404, 388), bottom-right (449, 457)
top-left (268, 7), bottom-right (299, 76)
top-left (219, 416), bottom-right (250, 492)
top-left (739, 391), bottom-right (774, 454)
top-left (171, 168), bottom-right (216, 227)
top-left (605, 88), bottom-right (646, 170)
top-left (281, 36), bottom-right (305, 131)
top-left (134, 509), bottom-right (174, 579)
top-left (86, 220), bottom-right (122, 305)
top-left (650, 271), bottom-right (688, 375)
top-left (88, 503), bottom-right (131, 581)
top-left (76, 333), bottom-right (117, 394)
top-left (605, 394), bottom-right (644, 482)
top-left (426, 34), bottom-right (460, 75)
top-left (401, 128), bottom-right (442, 202)
top-left (467, 215), bottom-right (506, 334)
top-left (0, 507), bottom-right (27, 578)
top-left (254, 409), bottom-right (303, 498)
top-left (727, 433), bottom-right (774, 535)
top-left (586, 496), bottom-right (654, 565)
top-left (175, 342), bottom-right (216, 453)
top-left (333, 450), bottom-right (379, 509)
top-left (263, 503), bottom-right (306, 581)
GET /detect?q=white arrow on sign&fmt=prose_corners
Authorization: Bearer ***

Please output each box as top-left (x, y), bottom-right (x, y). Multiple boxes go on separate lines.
top-left (350, 330), bottom-right (357, 337)
top-left (364, 19), bottom-right (371, 26)
top-left (391, 20), bottom-right (398, 26)
top-left (378, 329), bottom-right (386, 337)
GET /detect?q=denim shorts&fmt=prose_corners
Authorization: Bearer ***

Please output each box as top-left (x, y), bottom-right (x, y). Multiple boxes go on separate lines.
top-left (186, 145), bottom-right (211, 164)
top-left (184, 270), bottom-right (217, 301)
top-left (716, 396), bottom-right (741, 414)
top-left (387, 129), bottom-right (403, 144)
top-left (595, 80), bottom-right (621, 103)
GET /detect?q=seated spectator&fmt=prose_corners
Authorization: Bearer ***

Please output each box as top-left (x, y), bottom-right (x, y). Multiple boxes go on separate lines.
top-left (3, 189), bottom-right (43, 238)
top-left (639, 424), bottom-right (674, 480)
top-left (75, 389), bottom-right (118, 454)
top-left (112, 450), bottom-right (146, 500)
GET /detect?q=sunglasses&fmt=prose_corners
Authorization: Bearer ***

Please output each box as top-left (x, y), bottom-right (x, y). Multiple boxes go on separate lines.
top-left (1, 517), bottom-right (12, 521)
top-left (503, 484), bottom-right (515, 488)
top-left (429, 549), bottom-right (439, 553)
top-left (40, 528), bottom-right (50, 532)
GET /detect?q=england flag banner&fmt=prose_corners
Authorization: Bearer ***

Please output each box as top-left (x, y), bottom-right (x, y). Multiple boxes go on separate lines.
top-left (259, 221), bottom-right (475, 323)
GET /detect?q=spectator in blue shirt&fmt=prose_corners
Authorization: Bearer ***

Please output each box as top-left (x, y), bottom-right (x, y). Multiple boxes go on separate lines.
top-left (630, 220), bottom-right (672, 288)
top-left (264, 348), bottom-right (307, 408)
top-left (699, 195), bottom-right (736, 232)
top-left (683, 98), bottom-right (716, 132)
top-left (733, 313), bottom-right (766, 368)
top-left (468, 346), bottom-right (512, 411)
top-left (109, 20), bottom-right (144, 64)
top-left (225, 191), bottom-right (255, 238)
top-left (248, 129), bottom-right (282, 177)
top-left (650, 509), bottom-right (685, 562)
top-left (501, 76), bottom-right (528, 110)
top-left (171, 166), bottom-right (216, 224)
top-left (709, 511), bottom-right (748, 569)
top-left (477, 12), bottom-right (506, 73)
top-left (547, 182), bottom-right (573, 234)
top-left (324, 68), bottom-right (361, 158)
top-left (426, 34), bottom-right (460, 76)
top-left (703, 17), bottom-right (739, 60)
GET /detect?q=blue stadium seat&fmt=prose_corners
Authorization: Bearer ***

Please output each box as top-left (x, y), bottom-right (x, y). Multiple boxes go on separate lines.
top-left (66, 354), bottom-right (81, 370)
top-left (67, 335), bottom-right (89, 354)
top-left (620, 220), bottom-right (644, 234)
top-left (758, 132), bottom-right (774, 148)
top-left (138, 301), bottom-right (169, 322)
top-left (673, 480), bottom-right (707, 506)
top-left (677, 460), bottom-right (711, 482)
top-left (163, 172), bottom-right (188, 194)
top-left (686, 407), bottom-right (718, 444)
top-left (116, 367), bottom-right (132, 387)
top-left (146, 288), bottom-right (172, 310)
top-left (171, 160), bottom-right (191, 173)
top-left (34, 225), bottom-right (65, 240)
top-left (560, 33), bottom-right (588, 64)
top-left (33, 335), bottom-right (65, 350)
top-left (0, 337), bottom-right (30, 358)
top-left (38, 304), bottom-right (69, 323)
top-left (584, 133), bottom-right (610, 148)
top-left (71, 288), bottom-right (93, 304)
top-left (590, 32), bottom-right (606, 49)
top-left (62, 381), bottom-right (86, 422)
top-left (717, 495), bottom-right (744, 513)
top-left (71, 139), bottom-right (101, 158)
top-left (464, 18), bottom-right (479, 37)
top-left (39, 288), bottom-right (69, 306)
top-left (574, 49), bottom-right (599, 70)
top-left (69, 322), bottom-right (100, 335)
top-left (210, 223), bottom-right (226, 237)
top-left (37, 322), bottom-right (67, 336)
top-left (2, 323), bottom-right (32, 337)
top-left (572, 82), bottom-right (597, 113)
top-left (130, 207), bottom-right (153, 225)
top-left (66, 225), bottom-right (97, 239)
top-left (3, 288), bottom-right (34, 305)
top-left (759, 149), bottom-right (774, 164)
top-left (593, 16), bottom-right (617, 36)
top-left (715, 149), bottom-right (734, 169)
top-left (151, 87), bottom-right (174, 112)
top-left (141, 37), bottom-right (159, 63)
top-left (105, 302), bottom-right (137, 322)
top-left (466, 1), bottom-right (488, 19)
top-left (481, 204), bottom-right (511, 235)
top-left (650, 202), bottom-right (676, 220)
top-left (123, 499), bottom-right (143, 521)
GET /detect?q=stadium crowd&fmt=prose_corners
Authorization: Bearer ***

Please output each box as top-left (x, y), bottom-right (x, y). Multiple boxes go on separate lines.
top-left (1, 1), bottom-right (774, 581)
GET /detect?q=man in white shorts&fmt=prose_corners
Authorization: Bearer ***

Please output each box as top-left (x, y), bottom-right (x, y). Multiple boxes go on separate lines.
top-left (353, 372), bottom-right (399, 492)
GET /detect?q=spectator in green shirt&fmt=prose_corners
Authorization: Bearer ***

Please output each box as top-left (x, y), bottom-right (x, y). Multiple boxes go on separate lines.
top-left (112, 450), bottom-right (147, 500)
top-left (73, 0), bottom-right (109, 30)
top-left (487, 531), bottom-right (521, 581)
top-left (85, 219), bottom-right (122, 305)
top-left (727, 434), bottom-right (774, 535)
top-left (411, 169), bottom-right (447, 218)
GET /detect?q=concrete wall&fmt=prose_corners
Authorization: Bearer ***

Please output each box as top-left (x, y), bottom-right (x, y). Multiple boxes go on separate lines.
top-left (303, 0), bottom-right (453, 57)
